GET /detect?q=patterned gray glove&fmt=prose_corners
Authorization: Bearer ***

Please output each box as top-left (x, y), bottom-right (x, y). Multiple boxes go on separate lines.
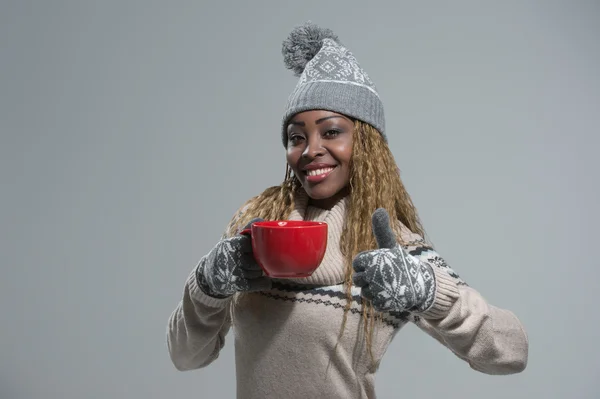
top-left (352, 209), bottom-right (436, 313)
top-left (196, 218), bottom-right (271, 298)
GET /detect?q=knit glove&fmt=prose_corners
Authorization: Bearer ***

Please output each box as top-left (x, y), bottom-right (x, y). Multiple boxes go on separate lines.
top-left (352, 209), bottom-right (436, 313)
top-left (196, 218), bottom-right (271, 298)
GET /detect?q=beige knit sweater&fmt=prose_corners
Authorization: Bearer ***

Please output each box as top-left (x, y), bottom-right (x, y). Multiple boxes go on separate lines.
top-left (166, 191), bottom-right (528, 398)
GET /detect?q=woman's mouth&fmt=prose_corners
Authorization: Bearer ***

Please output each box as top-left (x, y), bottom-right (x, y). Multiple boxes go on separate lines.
top-left (304, 166), bottom-right (336, 183)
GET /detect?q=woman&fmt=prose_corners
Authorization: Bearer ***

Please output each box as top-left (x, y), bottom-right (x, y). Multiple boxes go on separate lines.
top-left (167, 22), bottom-right (528, 399)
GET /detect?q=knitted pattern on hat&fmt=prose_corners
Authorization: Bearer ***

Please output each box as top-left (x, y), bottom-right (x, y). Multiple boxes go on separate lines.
top-left (281, 22), bottom-right (386, 147)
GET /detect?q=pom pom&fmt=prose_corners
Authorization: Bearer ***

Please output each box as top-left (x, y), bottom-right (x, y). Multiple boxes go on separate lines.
top-left (282, 21), bottom-right (340, 76)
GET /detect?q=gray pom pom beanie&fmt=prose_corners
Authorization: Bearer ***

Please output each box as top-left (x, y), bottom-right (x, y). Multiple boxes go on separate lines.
top-left (281, 22), bottom-right (386, 147)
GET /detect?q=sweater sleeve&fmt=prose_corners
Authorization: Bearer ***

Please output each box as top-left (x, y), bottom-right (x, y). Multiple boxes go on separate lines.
top-left (166, 266), bottom-right (233, 371)
top-left (398, 224), bottom-right (529, 375)
top-left (166, 199), bottom-right (255, 371)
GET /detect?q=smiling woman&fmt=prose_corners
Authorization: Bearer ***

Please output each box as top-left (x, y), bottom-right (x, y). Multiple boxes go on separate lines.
top-left (286, 110), bottom-right (354, 209)
top-left (166, 21), bottom-right (529, 399)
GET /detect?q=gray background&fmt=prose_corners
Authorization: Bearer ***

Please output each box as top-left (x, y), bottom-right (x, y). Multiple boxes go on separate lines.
top-left (1, 1), bottom-right (598, 398)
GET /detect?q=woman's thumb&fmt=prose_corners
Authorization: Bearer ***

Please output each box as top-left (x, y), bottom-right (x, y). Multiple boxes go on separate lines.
top-left (371, 208), bottom-right (397, 249)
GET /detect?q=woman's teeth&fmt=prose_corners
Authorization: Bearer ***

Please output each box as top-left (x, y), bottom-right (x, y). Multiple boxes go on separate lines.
top-left (306, 167), bottom-right (334, 177)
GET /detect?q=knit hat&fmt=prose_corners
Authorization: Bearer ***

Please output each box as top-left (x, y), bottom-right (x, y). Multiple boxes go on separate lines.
top-left (281, 22), bottom-right (386, 147)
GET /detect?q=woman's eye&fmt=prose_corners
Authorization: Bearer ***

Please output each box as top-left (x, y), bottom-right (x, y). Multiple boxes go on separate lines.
top-left (289, 135), bottom-right (304, 144)
top-left (324, 129), bottom-right (341, 138)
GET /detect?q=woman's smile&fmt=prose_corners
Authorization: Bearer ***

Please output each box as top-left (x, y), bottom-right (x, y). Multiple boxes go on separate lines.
top-left (302, 164), bottom-right (338, 183)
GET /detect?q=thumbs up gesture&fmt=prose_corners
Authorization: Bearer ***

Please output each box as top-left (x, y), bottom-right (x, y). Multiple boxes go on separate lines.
top-left (352, 208), bottom-right (436, 313)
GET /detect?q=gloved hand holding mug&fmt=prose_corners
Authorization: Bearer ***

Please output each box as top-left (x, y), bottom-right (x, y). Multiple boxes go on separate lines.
top-left (196, 218), bottom-right (271, 298)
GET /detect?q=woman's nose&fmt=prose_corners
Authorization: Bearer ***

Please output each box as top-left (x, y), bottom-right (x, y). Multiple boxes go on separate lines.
top-left (302, 137), bottom-right (325, 159)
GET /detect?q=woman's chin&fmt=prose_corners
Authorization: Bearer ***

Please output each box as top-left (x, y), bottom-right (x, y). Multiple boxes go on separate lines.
top-left (303, 187), bottom-right (335, 200)
top-left (303, 184), bottom-right (348, 202)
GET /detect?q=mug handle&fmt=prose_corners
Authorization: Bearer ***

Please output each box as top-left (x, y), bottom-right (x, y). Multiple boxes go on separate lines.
top-left (238, 227), bottom-right (270, 277)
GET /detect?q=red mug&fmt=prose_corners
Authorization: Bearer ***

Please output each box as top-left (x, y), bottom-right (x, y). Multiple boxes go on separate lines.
top-left (240, 220), bottom-right (328, 278)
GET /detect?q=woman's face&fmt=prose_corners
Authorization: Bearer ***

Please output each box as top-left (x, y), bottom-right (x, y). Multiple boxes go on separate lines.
top-left (285, 110), bottom-right (354, 209)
